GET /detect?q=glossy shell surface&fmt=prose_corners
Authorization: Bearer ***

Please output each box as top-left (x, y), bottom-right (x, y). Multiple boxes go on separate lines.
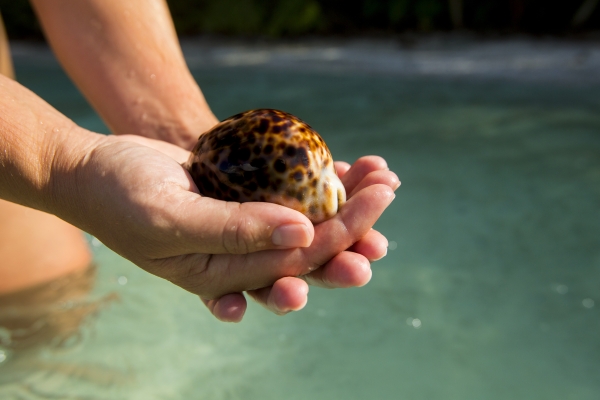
top-left (184, 109), bottom-right (346, 223)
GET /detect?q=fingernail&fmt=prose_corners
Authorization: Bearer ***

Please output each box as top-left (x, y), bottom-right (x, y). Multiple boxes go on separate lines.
top-left (272, 224), bottom-right (311, 247)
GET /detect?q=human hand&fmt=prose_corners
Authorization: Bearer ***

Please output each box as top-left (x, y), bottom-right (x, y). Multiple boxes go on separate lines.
top-left (1, 73), bottom-right (398, 323)
top-left (54, 134), bottom-right (397, 322)
top-left (207, 156), bottom-right (400, 321)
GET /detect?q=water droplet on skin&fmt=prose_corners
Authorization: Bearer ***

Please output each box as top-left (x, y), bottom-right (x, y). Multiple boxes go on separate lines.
top-left (141, 113), bottom-right (148, 121)
top-left (53, 128), bottom-right (60, 133)
top-left (150, 74), bottom-right (156, 80)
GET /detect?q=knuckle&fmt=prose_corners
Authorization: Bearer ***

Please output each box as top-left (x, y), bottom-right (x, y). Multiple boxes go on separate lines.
top-left (222, 203), bottom-right (262, 254)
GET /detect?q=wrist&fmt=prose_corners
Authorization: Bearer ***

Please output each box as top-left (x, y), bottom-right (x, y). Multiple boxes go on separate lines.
top-left (0, 75), bottom-right (103, 215)
top-left (43, 126), bottom-right (106, 222)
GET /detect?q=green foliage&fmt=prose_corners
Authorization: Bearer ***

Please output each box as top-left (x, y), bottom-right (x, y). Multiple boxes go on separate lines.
top-left (168, 0), bottom-right (322, 36)
top-left (198, 0), bottom-right (265, 34)
top-left (389, 0), bottom-right (411, 24)
top-left (414, 0), bottom-right (444, 30)
top-left (0, 0), bottom-right (599, 39)
top-left (266, 0), bottom-right (323, 36)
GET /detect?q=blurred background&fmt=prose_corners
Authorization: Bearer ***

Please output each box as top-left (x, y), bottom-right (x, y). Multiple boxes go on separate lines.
top-left (2, 0), bottom-right (600, 38)
top-left (1, 1), bottom-right (599, 400)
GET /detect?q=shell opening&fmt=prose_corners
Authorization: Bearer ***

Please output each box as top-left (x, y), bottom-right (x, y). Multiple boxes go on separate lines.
top-left (325, 171), bottom-right (346, 217)
top-left (337, 186), bottom-right (346, 211)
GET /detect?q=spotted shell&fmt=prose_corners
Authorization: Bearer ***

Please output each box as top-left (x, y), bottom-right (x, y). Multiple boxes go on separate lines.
top-left (183, 109), bottom-right (346, 224)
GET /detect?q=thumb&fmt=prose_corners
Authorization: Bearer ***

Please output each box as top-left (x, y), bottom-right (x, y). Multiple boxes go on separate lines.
top-left (168, 194), bottom-right (315, 255)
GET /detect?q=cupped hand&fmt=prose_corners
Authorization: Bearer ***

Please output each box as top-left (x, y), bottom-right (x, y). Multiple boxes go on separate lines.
top-left (218, 156), bottom-right (400, 321)
top-left (59, 134), bottom-right (398, 322)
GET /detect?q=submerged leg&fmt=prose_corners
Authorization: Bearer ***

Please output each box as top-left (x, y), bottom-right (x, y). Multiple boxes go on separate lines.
top-left (0, 199), bottom-right (92, 294)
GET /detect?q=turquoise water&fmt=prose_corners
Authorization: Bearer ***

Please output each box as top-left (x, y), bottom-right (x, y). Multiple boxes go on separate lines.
top-left (1, 50), bottom-right (599, 399)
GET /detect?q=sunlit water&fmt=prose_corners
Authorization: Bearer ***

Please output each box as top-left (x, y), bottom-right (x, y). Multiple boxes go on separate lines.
top-left (1, 43), bottom-right (599, 399)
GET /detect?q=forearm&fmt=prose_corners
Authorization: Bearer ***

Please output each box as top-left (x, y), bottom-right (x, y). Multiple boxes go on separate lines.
top-left (0, 74), bottom-right (100, 214)
top-left (30, 0), bottom-right (217, 149)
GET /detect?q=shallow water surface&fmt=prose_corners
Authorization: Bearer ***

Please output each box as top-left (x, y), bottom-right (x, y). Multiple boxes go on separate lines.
top-left (1, 50), bottom-right (599, 399)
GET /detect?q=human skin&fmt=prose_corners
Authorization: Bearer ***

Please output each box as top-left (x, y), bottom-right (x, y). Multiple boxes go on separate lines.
top-left (0, 11), bottom-right (14, 79)
top-left (0, 199), bottom-right (92, 293)
top-left (0, 0), bottom-right (400, 322)
top-left (30, 0), bottom-right (218, 149)
top-left (0, 74), bottom-right (398, 322)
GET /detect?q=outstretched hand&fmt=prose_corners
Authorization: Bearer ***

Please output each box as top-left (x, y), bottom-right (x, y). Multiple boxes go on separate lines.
top-left (60, 134), bottom-right (398, 322)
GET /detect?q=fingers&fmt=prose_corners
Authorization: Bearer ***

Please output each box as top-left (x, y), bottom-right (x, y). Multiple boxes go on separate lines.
top-left (183, 183), bottom-right (394, 299)
top-left (201, 277), bottom-right (308, 321)
top-left (246, 277), bottom-right (309, 315)
top-left (334, 161), bottom-right (351, 178)
top-left (339, 156), bottom-right (389, 195)
top-left (300, 229), bottom-right (387, 288)
top-left (307, 184), bottom-right (395, 266)
top-left (225, 229), bottom-right (388, 316)
top-left (204, 231), bottom-right (384, 319)
top-left (348, 229), bottom-right (389, 261)
top-left (304, 251), bottom-right (372, 288)
top-left (247, 251), bottom-right (372, 315)
top-left (201, 293), bottom-right (247, 323)
top-left (170, 196), bottom-right (314, 256)
top-left (349, 170), bottom-right (400, 197)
